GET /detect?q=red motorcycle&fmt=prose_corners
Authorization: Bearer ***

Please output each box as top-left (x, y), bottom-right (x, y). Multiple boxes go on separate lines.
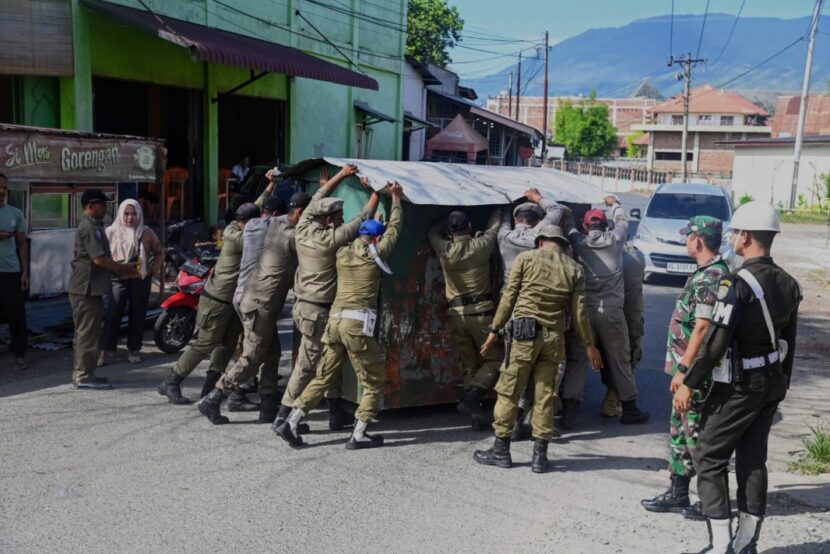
top-left (153, 250), bottom-right (217, 353)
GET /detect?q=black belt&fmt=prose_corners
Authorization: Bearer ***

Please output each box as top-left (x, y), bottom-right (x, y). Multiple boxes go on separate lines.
top-left (456, 310), bottom-right (495, 318)
top-left (448, 294), bottom-right (493, 308)
top-left (201, 290), bottom-right (231, 305)
top-left (298, 298), bottom-right (333, 309)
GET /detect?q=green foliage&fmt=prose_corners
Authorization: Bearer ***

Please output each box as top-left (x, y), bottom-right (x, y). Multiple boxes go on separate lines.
top-left (789, 421), bottom-right (830, 475)
top-left (554, 92), bottom-right (618, 158)
top-left (406, 0), bottom-right (464, 68)
top-left (625, 131), bottom-right (645, 158)
top-left (797, 193), bottom-right (808, 210)
top-left (737, 193), bottom-right (754, 207)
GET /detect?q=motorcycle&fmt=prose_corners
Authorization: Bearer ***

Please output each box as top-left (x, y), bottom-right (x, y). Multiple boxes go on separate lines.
top-left (163, 219), bottom-right (210, 282)
top-left (153, 248), bottom-right (219, 353)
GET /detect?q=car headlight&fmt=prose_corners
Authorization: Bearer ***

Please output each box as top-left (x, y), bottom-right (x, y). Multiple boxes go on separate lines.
top-left (636, 224), bottom-right (655, 242)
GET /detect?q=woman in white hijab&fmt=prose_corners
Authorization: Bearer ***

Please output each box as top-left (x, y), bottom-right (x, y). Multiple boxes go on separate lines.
top-left (98, 199), bottom-right (163, 365)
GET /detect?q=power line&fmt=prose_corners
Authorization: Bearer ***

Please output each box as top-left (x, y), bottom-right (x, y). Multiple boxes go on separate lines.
top-left (710, 0), bottom-right (746, 68)
top-left (669, 0), bottom-right (674, 55)
top-left (714, 36), bottom-right (806, 90)
top-left (695, 0), bottom-right (710, 59)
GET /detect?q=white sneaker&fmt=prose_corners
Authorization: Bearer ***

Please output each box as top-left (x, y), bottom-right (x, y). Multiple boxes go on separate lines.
top-left (127, 351), bottom-right (141, 364)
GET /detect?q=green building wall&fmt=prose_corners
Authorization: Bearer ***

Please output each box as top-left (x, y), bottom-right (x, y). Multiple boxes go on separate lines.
top-left (54, 0), bottom-right (406, 223)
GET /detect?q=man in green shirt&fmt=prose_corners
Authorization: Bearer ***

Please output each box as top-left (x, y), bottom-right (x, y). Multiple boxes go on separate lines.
top-left (0, 173), bottom-right (29, 371)
top-left (69, 189), bottom-right (138, 389)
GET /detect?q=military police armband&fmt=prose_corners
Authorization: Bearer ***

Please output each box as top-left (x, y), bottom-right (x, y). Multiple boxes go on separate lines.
top-left (710, 278), bottom-right (740, 329)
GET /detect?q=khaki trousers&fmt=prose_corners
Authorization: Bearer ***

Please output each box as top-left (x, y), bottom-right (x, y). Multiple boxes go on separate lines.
top-left (448, 312), bottom-right (504, 391)
top-left (70, 293), bottom-right (104, 382)
top-left (219, 306), bottom-right (280, 396)
top-left (174, 295), bottom-right (242, 378)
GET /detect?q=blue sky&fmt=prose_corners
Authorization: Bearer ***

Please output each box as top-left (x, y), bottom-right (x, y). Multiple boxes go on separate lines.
top-left (447, 0), bottom-right (821, 78)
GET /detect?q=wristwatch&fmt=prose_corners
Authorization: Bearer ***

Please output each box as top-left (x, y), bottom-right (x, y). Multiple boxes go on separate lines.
top-left (678, 363), bottom-right (689, 374)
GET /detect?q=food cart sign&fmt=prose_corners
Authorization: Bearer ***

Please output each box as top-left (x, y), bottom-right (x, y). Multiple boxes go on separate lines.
top-left (0, 130), bottom-right (162, 182)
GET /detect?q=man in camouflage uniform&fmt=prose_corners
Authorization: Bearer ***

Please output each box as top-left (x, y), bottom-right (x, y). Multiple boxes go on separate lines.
top-left (473, 225), bottom-right (601, 473)
top-left (641, 216), bottom-right (729, 515)
top-left (277, 164), bottom-right (380, 431)
top-left (497, 188), bottom-right (569, 438)
top-left (429, 207), bottom-right (503, 429)
top-left (276, 183), bottom-right (403, 449)
top-left (157, 203), bottom-right (260, 407)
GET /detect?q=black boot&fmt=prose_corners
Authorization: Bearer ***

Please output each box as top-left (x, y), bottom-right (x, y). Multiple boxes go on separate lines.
top-left (641, 474), bottom-right (691, 513)
top-left (273, 408), bottom-right (306, 448)
top-left (620, 400), bottom-right (650, 424)
top-left (473, 436), bottom-right (512, 468)
top-left (200, 370), bottom-right (221, 399)
top-left (157, 369), bottom-right (191, 405)
top-left (196, 388), bottom-right (229, 425)
top-left (227, 390), bottom-right (260, 412)
top-left (682, 501), bottom-right (705, 521)
top-left (345, 419), bottom-right (384, 450)
top-left (560, 398), bottom-right (579, 431)
top-left (531, 439), bottom-right (549, 474)
top-left (458, 387), bottom-right (492, 428)
top-left (258, 394), bottom-right (280, 423)
top-left (272, 404), bottom-right (310, 434)
top-left (510, 408), bottom-right (532, 441)
top-left (327, 398), bottom-right (355, 431)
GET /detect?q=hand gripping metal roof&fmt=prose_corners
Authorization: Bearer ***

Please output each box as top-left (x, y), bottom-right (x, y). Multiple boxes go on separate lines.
top-left (284, 158), bottom-right (606, 206)
top-left (81, 0), bottom-right (379, 91)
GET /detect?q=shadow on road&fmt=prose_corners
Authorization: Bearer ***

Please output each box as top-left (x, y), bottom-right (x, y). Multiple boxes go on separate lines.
top-left (763, 541), bottom-right (830, 553)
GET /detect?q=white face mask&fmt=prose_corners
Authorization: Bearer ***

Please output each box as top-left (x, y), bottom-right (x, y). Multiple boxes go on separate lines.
top-left (731, 230), bottom-right (743, 255)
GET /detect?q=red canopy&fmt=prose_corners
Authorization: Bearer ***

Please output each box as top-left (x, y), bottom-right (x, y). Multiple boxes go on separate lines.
top-left (426, 114), bottom-right (488, 163)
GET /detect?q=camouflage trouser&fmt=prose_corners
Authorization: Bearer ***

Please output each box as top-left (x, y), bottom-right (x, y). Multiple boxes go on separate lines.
top-left (669, 386), bottom-right (707, 477)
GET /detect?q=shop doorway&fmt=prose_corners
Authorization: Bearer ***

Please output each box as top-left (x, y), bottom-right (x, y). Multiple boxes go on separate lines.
top-left (218, 94), bottom-right (285, 171)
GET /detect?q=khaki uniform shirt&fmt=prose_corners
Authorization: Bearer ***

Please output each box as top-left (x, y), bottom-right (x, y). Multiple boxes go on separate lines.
top-left (332, 201), bottom-right (402, 312)
top-left (69, 216), bottom-right (111, 296)
top-left (239, 217), bottom-right (297, 314)
top-left (492, 248), bottom-right (594, 347)
top-left (294, 189), bottom-right (373, 304)
top-left (203, 222), bottom-right (243, 303)
top-left (429, 209), bottom-right (500, 315)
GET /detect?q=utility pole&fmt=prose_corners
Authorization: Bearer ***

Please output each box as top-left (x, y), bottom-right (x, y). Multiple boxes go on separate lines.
top-left (515, 51), bottom-right (522, 120)
top-left (668, 52), bottom-right (706, 182)
top-left (790, 0), bottom-right (823, 209)
top-left (542, 31), bottom-right (550, 162)
top-left (508, 71), bottom-right (513, 118)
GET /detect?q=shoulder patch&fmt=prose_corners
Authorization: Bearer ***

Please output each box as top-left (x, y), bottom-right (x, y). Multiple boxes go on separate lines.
top-left (717, 279), bottom-right (732, 300)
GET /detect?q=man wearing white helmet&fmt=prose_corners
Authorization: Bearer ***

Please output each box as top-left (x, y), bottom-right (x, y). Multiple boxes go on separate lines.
top-left (672, 201), bottom-right (801, 554)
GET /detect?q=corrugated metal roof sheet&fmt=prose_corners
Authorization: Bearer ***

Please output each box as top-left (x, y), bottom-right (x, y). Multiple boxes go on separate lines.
top-left (82, 0), bottom-right (379, 91)
top-left (285, 158), bottom-right (605, 206)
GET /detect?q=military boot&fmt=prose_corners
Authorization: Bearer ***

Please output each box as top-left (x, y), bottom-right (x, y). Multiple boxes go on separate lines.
top-left (531, 439), bottom-right (549, 474)
top-left (510, 407), bottom-right (533, 441)
top-left (682, 501), bottom-right (705, 521)
top-left (731, 512), bottom-right (762, 554)
top-left (273, 408), bottom-right (306, 448)
top-left (196, 388), bottom-right (229, 425)
top-left (620, 400), bottom-right (650, 424)
top-left (157, 369), bottom-right (191, 405)
top-left (200, 370), bottom-right (222, 399)
top-left (345, 419), bottom-right (384, 450)
top-left (458, 387), bottom-right (492, 429)
top-left (641, 474), bottom-right (691, 513)
top-left (600, 389), bottom-right (622, 417)
top-left (473, 436), bottom-right (512, 468)
top-left (327, 398), bottom-right (355, 431)
top-left (272, 405), bottom-right (310, 434)
top-left (559, 398), bottom-right (580, 431)
top-left (227, 391), bottom-right (260, 412)
top-left (258, 394), bottom-right (280, 424)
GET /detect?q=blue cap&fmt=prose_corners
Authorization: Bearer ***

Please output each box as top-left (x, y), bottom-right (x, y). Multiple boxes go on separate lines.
top-left (359, 219), bottom-right (386, 237)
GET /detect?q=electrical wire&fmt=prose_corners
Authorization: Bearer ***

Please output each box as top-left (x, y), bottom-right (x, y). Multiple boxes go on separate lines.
top-left (709, 0), bottom-right (746, 68)
top-left (696, 0), bottom-right (711, 60)
top-left (669, 0), bottom-right (674, 56)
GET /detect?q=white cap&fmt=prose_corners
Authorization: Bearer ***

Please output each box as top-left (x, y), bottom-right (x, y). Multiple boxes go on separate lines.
top-left (729, 200), bottom-right (781, 233)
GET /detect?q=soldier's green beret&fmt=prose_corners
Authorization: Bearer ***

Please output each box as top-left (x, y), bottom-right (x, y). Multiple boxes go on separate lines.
top-left (679, 215), bottom-right (723, 238)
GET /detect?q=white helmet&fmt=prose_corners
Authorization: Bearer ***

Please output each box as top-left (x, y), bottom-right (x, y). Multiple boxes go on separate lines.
top-left (729, 200), bottom-right (781, 233)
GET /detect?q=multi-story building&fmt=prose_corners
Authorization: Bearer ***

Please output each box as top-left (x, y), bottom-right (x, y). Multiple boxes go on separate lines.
top-left (632, 84), bottom-right (771, 176)
top-left (0, 0), bottom-right (407, 224)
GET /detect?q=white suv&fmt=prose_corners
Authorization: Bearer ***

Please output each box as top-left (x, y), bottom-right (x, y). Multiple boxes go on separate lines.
top-left (632, 183), bottom-right (733, 279)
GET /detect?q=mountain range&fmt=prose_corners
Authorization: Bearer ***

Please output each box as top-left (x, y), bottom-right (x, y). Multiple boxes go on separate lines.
top-left (460, 14), bottom-right (829, 102)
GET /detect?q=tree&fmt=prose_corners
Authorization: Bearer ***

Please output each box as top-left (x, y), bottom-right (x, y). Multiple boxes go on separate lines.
top-left (553, 91), bottom-right (618, 159)
top-left (626, 130), bottom-right (646, 158)
top-left (406, 0), bottom-right (464, 68)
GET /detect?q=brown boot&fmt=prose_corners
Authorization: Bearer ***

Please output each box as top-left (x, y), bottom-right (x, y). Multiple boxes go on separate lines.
top-left (600, 389), bottom-right (622, 418)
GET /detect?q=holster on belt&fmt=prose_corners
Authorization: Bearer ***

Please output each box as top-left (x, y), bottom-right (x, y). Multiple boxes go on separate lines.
top-left (503, 326), bottom-right (512, 366)
top-left (730, 340), bottom-right (743, 385)
top-left (510, 317), bottom-right (538, 340)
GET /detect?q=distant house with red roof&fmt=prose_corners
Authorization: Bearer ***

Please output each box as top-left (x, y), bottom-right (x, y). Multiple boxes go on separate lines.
top-left (770, 94), bottom-right (830, 137)
top-left (632, 84), bottom-right (771, 176)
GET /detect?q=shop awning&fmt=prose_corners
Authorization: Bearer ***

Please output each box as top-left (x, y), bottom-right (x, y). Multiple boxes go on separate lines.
top-left (354, 101), bottom-right (396, 125)
top-left (81, 0), bottom-right (379, 90)
top-left (403, 111), bottom-right (439, 132)
top-left (470, 106), bottom-right (542, 139)
top-left (283, 158), bottom-right (606, 206)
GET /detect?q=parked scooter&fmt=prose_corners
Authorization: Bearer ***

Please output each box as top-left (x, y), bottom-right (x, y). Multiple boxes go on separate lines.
top-left (153, 248), bottom-right (218, 353)
top-left (163, 219), bottom-right (210, 282)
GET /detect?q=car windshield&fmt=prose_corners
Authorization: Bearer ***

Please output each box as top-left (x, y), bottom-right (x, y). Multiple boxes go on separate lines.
top-left (646, 193), bottom-right (729, 221)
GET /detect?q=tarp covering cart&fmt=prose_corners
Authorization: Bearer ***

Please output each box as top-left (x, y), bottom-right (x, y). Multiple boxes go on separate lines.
top-left (282, 158), bottom-right (605, 409)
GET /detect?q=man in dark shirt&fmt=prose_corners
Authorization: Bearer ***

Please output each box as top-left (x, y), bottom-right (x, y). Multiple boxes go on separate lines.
top-left (673, 202), bottom-right (801, 554)
top-left (69, 189), bottom-right (138, 389)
